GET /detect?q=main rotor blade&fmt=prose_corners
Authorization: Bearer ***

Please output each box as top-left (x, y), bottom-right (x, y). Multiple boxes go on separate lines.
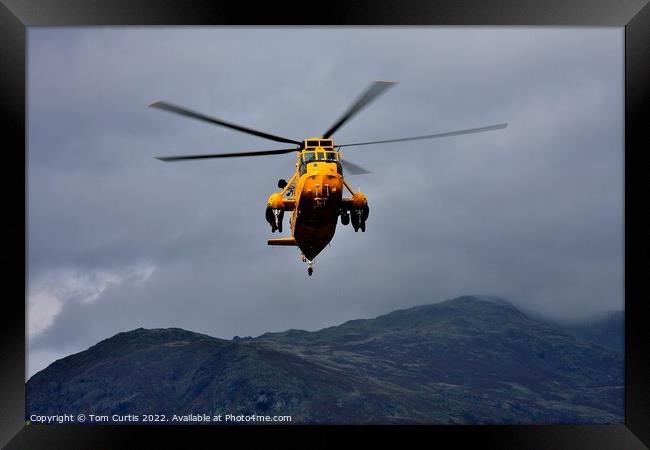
top-left (150, 101), bottom-right (301, 145)
top-left (155, 147), bottom-right (297, 162)
top-left (339, 123), bottom-right (508, 148)
top-left (323, 81), bottom-right (397, 139)
top-left (341, 159), bottom-right (371, 175)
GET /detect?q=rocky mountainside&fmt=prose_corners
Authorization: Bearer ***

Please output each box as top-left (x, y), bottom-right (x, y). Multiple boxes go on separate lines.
top-left (26, 296), bottom-right (624, 424)
top-left (556, 311), bottom-right (624, 353)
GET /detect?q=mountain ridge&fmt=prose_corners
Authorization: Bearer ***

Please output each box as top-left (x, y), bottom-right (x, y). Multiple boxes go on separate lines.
top-left (27, 296), bottom-right (624, 424)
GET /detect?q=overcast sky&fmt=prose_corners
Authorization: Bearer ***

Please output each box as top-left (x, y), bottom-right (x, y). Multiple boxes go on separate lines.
top-left (27, 27), bottom-right (623, 378)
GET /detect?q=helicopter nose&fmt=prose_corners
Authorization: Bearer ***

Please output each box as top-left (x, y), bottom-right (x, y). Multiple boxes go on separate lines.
top-left (306, 174), bottom-right (341, 198)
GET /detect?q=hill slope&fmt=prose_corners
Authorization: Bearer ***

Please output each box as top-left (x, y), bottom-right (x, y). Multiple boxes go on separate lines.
top-left (558, 311), bottom-right (624, 353)
top-left (27, 296), bottom-right (623, 424)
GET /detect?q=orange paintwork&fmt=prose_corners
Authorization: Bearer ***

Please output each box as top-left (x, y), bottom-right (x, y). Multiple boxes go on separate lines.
top-left (267, 237), bottom-right (297, 246)
top-left (266, 138), bottom-right (368, 261)
top-left (267, 192), bottom-right (284, 209)
top-left (351, 191), bottom-right (368, 208)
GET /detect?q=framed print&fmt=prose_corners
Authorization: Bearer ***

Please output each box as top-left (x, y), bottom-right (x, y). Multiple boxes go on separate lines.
top-left (2, 0), bottom-right (649, 448)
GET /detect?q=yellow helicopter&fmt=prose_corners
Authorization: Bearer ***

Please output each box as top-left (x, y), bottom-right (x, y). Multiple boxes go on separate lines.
top-left (151, 81), bottom-right (507, 276)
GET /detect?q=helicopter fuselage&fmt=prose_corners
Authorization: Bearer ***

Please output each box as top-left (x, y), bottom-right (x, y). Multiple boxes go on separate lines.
top-left (266, 140), bottom-right (369, 266)
top-left (291, 160), bottom-right (343, 260)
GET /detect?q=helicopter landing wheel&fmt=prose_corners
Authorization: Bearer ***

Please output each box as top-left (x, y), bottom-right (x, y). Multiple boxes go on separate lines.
top-left (272, 208), bottom-right (284, 233)
top-left (308, 267), bottom-right (313, 276)
top-left (340, 210), bottom-right (350, 225)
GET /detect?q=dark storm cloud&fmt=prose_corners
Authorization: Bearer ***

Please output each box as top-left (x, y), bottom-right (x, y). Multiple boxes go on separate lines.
top-left (27, 28), bottom-right (623, 377)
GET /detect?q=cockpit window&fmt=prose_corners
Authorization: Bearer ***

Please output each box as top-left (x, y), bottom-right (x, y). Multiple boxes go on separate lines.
top-left (320, 140), bottom-right (333, 147)
top-left (299, 150), bottom-right (340, 175)
top-left (307, 140), bottom-right (319, 147)
top-left (325, 151), bottom-right (338, 161)
top-left (303, 151), bottom-right (316, 163)
top-left (314, 151), bottom-right (338, 161)
top-left (301, 151), bottom-right (337, 162)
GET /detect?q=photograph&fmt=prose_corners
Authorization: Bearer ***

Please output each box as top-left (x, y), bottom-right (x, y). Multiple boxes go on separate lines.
top-left (24, 26), bottom-right (626, 426)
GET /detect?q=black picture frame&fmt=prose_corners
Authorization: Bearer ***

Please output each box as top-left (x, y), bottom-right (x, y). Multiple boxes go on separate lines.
top-left (2, 1), bottom-right (648, 448)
